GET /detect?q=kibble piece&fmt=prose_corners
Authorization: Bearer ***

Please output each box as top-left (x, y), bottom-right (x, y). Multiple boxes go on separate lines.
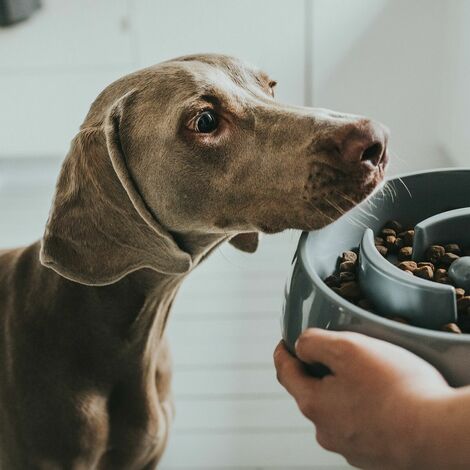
top-left (441, 323), bottom-right (462, 334)
top-left (340, 281), bottom-right (362, 300)
top-left (434, 268), bottom-right (448, 281)
top-left (374, 237), bottom-right (384, 246)
top-left (457, 297), bottom-right (470, 314)
top-left (445, 244), bottom-right (462, 256)
top-left (376, 245), bottom-right (388, 257)
top-left (324, 275), bottom-right (341, 288)
top-left (398, 230), bottom-right (414, 246)
top-left (331, 286), bottom-right (342, 295)
top-left (414, 265), bottom-right (434, 280)
top-left (398, 246), bottom-right (413, 261)
top-left (439, 252), bottom-right (460, 267)
top-left (385, 235), bottom-right (397, 251)
top-left (425, 245), bottom-right (445, 264)
top-left (339, 261), bottom-right (356, 272)
top-left (436, 276), bottom-right (451, 284)
top-left (398, 261), bottom-right (417, 271)
top-left (383, 220), bottom-right (403, 233)
top-left (381, 228), bottom-right (396, 238)
top-left (357, 298), bottom-right (373, 310)
top-left (394, 237), bottom-right (404, 250)
top-left (455, 288), bottom-right (465, 299)
top-left (417, 262), bottom-right (434, 270)
top-left (340, 271), bottom-right (356, 283)
top-left (404, 269), bottom-right (414, 275)
top-left (341, 250), bottom-right (358, 264)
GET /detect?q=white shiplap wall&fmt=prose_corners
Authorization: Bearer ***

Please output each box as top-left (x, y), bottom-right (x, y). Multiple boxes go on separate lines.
top-left (0, 1), bottom-right (350, 468)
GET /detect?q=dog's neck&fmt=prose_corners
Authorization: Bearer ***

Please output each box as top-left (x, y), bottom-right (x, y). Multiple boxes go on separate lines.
top-left (173, 230), bottom-right (229, 264)
top-left (125, 231), bottom-right (228, 354)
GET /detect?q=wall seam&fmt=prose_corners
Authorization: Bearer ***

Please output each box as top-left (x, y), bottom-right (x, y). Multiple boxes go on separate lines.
top-left (304, 0), bottom-right (313, 107)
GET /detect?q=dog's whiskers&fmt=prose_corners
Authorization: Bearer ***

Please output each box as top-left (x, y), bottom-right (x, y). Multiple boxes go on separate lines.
top-left (324, 197), bottom-right (346, 216)
top-left (324, 196), bottom-right (370, 230)
top-left (389, 150), bottom-right (412, 170)
top-left (334, 191), bottom-right (379, 221)
top-left (396, 176), bottom-right (413, 199)
top-left (307, 203), bottom-right (335, 223)
top-left (383, 184), bottom-right (395, 203)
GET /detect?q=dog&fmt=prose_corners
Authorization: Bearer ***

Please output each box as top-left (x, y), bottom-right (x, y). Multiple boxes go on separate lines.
top-left (0, 54), bottom-right (388, 469)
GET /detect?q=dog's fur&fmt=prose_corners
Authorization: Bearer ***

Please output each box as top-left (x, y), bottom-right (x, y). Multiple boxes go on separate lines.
top-left (0, 54), bottom-right (388, 469)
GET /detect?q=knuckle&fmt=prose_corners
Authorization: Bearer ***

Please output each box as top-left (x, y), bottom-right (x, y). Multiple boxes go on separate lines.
top-left (333, 334), bottom-right (359, 357)
top-left (345, 455), bottom-right (363, 468)
top-left (345, 456), bottom-right (355, 466)
top-left (275, 359), bottom-right (288, 385)
top-left (295, 333), bottom-right (312, 357)
top-left (273, 342), bottom-right (286, 369)
top-left (298, 397), bottom-right (316, 420)
top-left (295, 335), bottom-right (307, 354)
top-left (316, 430), bottom-right (336, 452)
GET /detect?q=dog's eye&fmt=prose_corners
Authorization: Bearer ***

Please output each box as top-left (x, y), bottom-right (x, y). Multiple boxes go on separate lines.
top-left (195, 110), bottom-right (218, 133)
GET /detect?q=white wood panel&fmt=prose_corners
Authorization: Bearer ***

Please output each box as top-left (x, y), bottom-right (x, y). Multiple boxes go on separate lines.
top-left (0, 0), bottom-right (132, 70)
top-left (0, 186), bottom-right (53, 248)
top-left (173, 366), bottom-right (283, 398)
top-left (160, 432), bottom-right (348, 468)
top-left (173, 290), bottom-right (284, 316)
top-left (161, 468), bottom-right (349, 470)
top-left (173, 397), bottom-right (310, 431)
top-left (132, 0), bottom-right (306, 105)
top-left (438, 0), bottom-right (470, 166)
top-left (174, 280), bottom-right (285, 299)
top-left (0, 158), bottom-right (59, 246)
top-left (168, 316), bottom-right (280, 367)
top-left (310, 0), bottom-right (451, 174)
top-left (0, 71), bottom-right (131, 157)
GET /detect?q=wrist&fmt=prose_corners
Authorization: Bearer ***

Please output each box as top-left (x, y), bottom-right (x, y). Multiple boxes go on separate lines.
top-left (409, 387), bottom-right (461, 469)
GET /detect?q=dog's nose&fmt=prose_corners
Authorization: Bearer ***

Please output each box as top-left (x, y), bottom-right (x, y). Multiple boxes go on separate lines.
top-left (340, 121), bottom-right (388, 167)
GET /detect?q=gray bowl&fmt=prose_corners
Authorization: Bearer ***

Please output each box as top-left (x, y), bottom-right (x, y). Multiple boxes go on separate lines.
top-left (282, 168), bottom-right (470, 386)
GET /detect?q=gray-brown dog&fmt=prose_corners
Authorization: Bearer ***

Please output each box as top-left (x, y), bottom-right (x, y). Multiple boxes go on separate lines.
top-left (0, 54), bottom-right (388, 469)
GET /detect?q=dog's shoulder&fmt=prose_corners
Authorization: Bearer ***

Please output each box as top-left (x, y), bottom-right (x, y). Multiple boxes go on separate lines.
top-left (0, 241), bottom-right (65, 318)
top-left (0, 241), bottom-right (41, 286)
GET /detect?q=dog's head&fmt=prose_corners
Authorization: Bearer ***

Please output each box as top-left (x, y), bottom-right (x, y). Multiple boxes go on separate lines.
top-left (41, 54), bottom-right (388, 285)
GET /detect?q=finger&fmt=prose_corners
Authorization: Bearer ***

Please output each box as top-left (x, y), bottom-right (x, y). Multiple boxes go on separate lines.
top-left (295, 328), bottom-right (368, 372)
top-left (274, 341), bottom-right (321, 401)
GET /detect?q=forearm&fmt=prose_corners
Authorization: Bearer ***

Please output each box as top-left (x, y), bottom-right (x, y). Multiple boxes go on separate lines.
top-left (415, 386), bottom-right (470, 469)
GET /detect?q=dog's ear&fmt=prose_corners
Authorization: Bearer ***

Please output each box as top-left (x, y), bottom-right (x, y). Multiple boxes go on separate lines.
top-left (229, 232), bottom-right (259, 253)
top-left (40, 90), bottom-right (192, 286)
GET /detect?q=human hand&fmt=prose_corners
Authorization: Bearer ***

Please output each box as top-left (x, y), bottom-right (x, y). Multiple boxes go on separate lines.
top-left (274, 329), bottom-right (455, 469)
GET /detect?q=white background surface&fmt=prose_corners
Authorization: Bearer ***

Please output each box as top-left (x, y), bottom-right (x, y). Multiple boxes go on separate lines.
top-left (0, 1), bottom-right (468, 468)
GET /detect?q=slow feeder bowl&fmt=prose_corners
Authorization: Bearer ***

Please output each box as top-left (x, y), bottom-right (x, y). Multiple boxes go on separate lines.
top-left (282, 168), bottom-right (470, 386)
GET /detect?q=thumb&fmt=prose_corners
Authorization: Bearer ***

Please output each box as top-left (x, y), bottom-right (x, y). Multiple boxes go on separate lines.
top-left (295, 328), bottom-right (365, 373)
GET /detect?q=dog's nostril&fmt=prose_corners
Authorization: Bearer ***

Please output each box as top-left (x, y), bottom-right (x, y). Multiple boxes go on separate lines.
top-left (361, 142), bottom-right (384, 166)
top-left (333, 120), bottom-right (389, 167)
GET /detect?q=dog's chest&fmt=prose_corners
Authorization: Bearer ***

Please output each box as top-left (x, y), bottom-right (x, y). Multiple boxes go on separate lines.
top-left (78, 362), bottom-right (171, 469)
top-left (95, 340), bottom-right (173, 468)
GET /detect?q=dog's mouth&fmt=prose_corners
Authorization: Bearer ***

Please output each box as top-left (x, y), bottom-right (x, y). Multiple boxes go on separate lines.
top-left (252, 161), bottom-right (386, 235)
top-left (299, 159), bottom-right (387, 231)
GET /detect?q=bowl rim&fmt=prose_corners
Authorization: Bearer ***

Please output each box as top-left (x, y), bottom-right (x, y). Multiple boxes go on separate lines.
top-left (299, 166), bottom-right (470, 342)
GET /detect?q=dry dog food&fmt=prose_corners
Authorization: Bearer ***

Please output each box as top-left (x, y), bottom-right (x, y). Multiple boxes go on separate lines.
top-left (324, 220), bottom-right (470, 334)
